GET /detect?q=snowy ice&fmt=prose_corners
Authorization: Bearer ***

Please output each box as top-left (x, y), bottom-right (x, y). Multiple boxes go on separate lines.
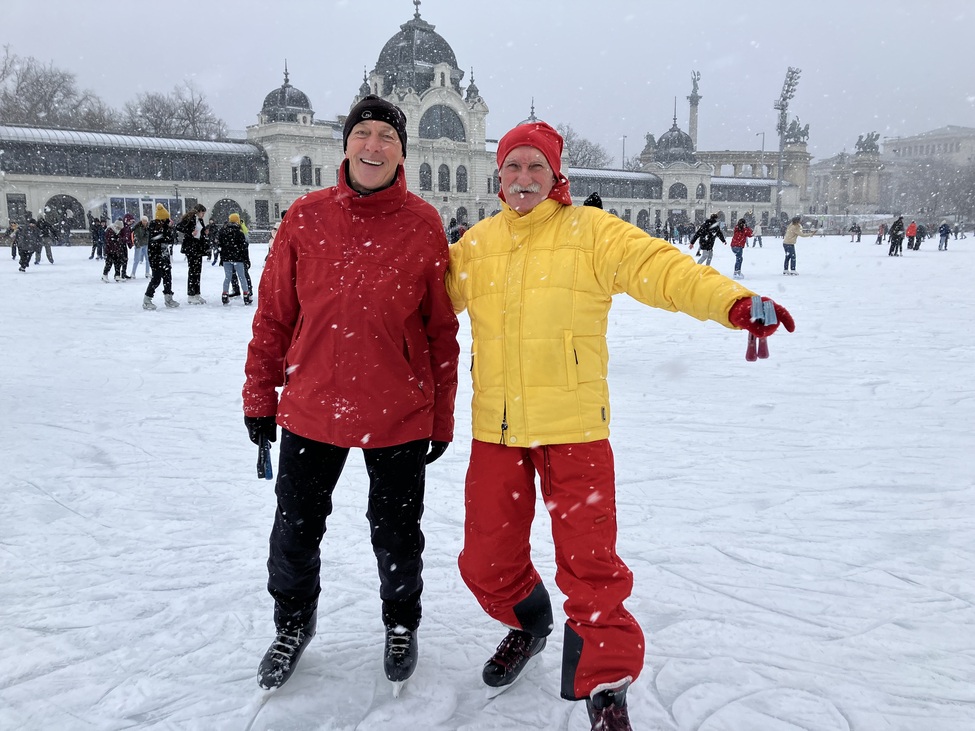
top-left (1, 235), bottom-right (973, 729)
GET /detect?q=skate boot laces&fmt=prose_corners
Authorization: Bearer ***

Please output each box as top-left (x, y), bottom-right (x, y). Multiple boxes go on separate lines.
top-left (386, 628), bottom-right (413, 657)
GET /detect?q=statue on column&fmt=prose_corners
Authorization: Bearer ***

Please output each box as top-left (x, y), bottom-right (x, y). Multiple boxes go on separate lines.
top-left (854, 131), bottom-right (880, 154)
top-left (783, 116), bottom-right (810, 144)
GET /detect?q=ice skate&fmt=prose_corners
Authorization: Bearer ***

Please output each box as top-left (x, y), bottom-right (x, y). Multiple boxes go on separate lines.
top-left (586, 682), bottom-right (632, 731)
top-left (482, 629), bottom-right (546, 696)
top-left (257, 616), bottom-right (316, 690)
top-left (384, 625), bottom-right (417, 697)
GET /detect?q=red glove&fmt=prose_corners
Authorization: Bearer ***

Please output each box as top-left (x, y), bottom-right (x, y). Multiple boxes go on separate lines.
top-left (728, 296), bottom-right (795, 338)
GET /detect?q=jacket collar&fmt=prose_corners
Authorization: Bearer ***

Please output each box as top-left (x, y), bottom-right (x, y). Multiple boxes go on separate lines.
top-left (336, 159), bottom-right (409, 215)
top-left (500, 198), bottom-right (565, 229)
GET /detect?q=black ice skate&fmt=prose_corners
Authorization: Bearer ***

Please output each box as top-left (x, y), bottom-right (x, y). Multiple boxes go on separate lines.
top-left (384, 625), bottom-right (417, 697)
top-left (257, 616), bottom-right (316, 690)
top-left (586, 682), bottom-right (632, 731)
top-left (481, 629), bottom-right (546, 695)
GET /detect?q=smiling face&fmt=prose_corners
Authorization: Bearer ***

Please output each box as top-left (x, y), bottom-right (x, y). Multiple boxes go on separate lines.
top-left (345, 120), bottom-right (405, 193)
top-left (499, 146), bottom-right (556, 214)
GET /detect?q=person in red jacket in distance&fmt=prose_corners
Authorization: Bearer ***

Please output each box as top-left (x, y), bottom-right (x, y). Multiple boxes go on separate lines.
top-left (242, 95), bottom-right (459, 692)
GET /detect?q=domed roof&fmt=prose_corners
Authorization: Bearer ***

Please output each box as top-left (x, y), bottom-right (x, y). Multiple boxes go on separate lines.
top-left (655, 113), bottom-right (695, 165)
top-left (261, 65), bottom-right (313, 123)
top-left (374, 9), bottom-right (463, 96)
top-left (517, 99), bottom-right (539, 126)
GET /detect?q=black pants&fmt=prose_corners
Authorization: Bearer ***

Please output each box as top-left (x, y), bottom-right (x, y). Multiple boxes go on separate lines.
top-left (267, 429), bottom-right (429, 631)
top-left (186, 255), bottom-right (203, 296)
top-left (103, 253), bottom-right (124, 278)
top-left (35, 240), bottom-right (54, 263)
top-left (146, 261), bottom-right (174, 296)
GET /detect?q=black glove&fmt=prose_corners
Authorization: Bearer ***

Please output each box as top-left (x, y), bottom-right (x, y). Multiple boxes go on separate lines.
top-left (244, 415), bottom-right (277, 445)
top-left (425, 441), bottom-right (449, 464)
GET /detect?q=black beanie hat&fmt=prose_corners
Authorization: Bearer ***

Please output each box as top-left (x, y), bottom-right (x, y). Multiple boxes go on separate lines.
top-left (343, 95), bottom-right (408, 157)
top-left (583, 192), bottom-right (603, 209)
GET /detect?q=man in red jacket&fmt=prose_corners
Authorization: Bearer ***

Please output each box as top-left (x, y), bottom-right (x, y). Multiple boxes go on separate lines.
top-left (242, 95), bottom-right (459, 692)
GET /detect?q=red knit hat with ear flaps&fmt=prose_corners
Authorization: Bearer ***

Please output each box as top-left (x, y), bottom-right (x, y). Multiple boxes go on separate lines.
top-left (496, 121), bottom-right (573, 206)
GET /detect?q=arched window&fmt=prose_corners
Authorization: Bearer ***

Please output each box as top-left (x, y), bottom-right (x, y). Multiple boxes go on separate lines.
top-left (636, 210), bottom-right (650, 231)
top-left (299, 156), bottom-right (313, 186)
top-left (211, 198), bottom-right (245, 225)
top-left (668, 183), bottom-right (688, 200)
top-left (456, 165), bottom-right (468, 193)
top-left (456, 207), bottom-right (469, 226)
top-left (438, 164), bottom-right (450, 192)
top-left (419, 105), bottom-right (466, 141)
top-left (42, 194), bottom-right (85, 233)
top-left (419, 163), bottom-right (432, 191)
top-left (696, 183), bottom-right (707, 199)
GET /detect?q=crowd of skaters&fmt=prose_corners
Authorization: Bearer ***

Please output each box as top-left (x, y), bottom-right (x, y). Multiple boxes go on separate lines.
top-left (6, 212), bottom-right (58, 271)
top-left (3, 203), bottom-right (272, 311)
top-left (5, 204), bottom-right (970, 298)
top-left (871, 217), bottom-right (968, 255)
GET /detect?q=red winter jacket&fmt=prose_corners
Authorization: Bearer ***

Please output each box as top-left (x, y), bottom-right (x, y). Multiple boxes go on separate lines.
top-left (906, 222), bottom-right (917, 237)
top-left (730, 226), bottom-right (752, 248)
top-left (243, 162), bottom-right (460, 448)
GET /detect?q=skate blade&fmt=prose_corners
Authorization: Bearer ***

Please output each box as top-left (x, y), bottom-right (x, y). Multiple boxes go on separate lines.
top-left (483, 653), bottom-right (540, 699)
top-left (391, 679), bottom-right (406, 698)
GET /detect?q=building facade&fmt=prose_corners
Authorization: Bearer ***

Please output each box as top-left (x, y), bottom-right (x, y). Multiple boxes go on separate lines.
top-left (1, 7), bottom-right (812, 238)
top-left (807, 125), bottom-right (975, 222)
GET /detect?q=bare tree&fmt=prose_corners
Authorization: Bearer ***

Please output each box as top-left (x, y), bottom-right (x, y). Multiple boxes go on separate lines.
top-left (74, 93), bottom-right (121, 132)
top-left (122, 82), bottom-right (227, 140)
top-left (0, 45), bottom-right (16, 86)
top-left (621, 155), bottom-right (643, 172)
top-left (173, 82), bottom-right (227, 140)
top-left (556, 123), bottom-right (612, 169)
top-left (122, 92), bottom-right (181, 137)
top-left (948, 163), bottom-right (975, 221)
top-left (893, 160), bottom-right (957, 219)
top-left (0, 46), bottom-right (120, 130)
top-left (0, 52), bottom-right (80, 127)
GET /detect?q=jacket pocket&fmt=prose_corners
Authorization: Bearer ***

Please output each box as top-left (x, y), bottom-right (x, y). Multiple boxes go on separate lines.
top-left (283, 313), bottom-right (305, 386)
top-left (563, 331), bottom-right (578, 390)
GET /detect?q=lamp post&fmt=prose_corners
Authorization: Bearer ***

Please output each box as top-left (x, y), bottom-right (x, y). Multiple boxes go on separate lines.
top-left (756, 132), bottom-right (765, 177)
top-left (773, 67), bottom-right (801, 223)
top-left (621, 135), bottom-right (627, 169)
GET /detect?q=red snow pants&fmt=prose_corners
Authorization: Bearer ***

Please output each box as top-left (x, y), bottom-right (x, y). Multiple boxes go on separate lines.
top-left (458, 438), bottom-right (645, 700)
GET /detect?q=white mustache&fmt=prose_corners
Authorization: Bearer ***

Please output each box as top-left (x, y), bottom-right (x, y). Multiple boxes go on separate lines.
top-left (507, 183), bottom-right (541, 195)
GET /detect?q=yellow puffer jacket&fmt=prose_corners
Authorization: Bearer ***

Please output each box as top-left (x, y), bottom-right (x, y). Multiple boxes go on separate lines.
top-left (446, 199), bottom-right (755, 447)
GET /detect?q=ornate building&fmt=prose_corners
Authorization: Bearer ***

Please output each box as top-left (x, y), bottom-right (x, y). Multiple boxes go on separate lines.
top-left (807, 125), bottom-right (975, 219)
top-left (1, 5), bottom-right (812, 237)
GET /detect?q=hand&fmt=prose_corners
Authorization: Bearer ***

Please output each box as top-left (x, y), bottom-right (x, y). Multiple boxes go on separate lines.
top-left (728, 296), bottom-right (795, 338)
top-left (425, 441), bottom-right (449, 464)
top-left (244, 415), bottom-right (277, 445)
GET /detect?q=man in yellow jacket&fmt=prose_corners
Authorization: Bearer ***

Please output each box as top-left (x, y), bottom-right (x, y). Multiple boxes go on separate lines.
top-left (445, 121), bottom-right (794, 731)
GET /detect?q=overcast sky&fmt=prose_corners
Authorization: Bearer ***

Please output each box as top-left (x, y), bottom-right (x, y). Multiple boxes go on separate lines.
top-left (5, 0), bottom-right (973, 165)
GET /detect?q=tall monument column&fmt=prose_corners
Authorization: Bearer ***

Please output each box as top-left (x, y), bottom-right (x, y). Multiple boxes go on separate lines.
top-left (687, 70), bottom-right (701, 149)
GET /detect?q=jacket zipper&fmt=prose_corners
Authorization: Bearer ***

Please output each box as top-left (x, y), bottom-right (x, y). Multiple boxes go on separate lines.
top-left (499, 403), bottom-right (508, 445)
